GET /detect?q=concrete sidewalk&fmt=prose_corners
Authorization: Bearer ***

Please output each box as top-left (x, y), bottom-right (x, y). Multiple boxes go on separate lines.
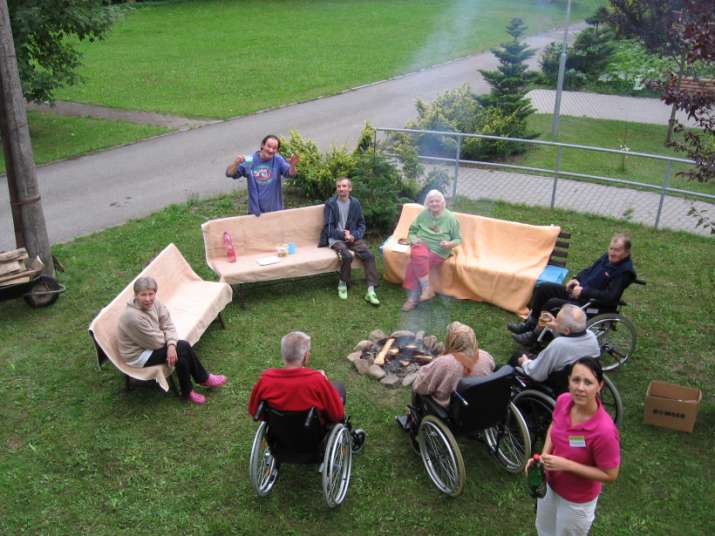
top-left (527, 89), bottom-right (700, 128)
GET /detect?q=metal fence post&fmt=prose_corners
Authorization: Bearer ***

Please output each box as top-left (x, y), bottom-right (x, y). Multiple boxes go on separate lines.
top-left (452, 134), bottom-right (461, 203)
top-left (655, 160), bottom-right (673, 229)
top-left (551, 146), bottom-right (563, 209)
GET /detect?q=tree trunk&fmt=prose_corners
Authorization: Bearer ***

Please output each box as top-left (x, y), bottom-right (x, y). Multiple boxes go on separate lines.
top-left (0, 0), bottom-right (53, 274)
top-left (666, 102), bottom-right (678, 144)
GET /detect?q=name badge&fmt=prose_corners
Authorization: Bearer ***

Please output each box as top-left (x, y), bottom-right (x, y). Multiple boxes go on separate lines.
top-left (569, 435), bottom-right (586, 448)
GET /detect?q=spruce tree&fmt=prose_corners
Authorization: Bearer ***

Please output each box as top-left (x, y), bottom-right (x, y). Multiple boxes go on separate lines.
top-left (478, 18), bottom-right (536, 125)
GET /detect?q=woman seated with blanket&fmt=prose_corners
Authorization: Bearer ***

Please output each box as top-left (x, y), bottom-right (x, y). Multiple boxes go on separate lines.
top-left (401, 190), bottom-right (462, 312)
top-left (117, 276), bottom-right (226, 405)
top-left (396, 322), bottom-right (495, 429)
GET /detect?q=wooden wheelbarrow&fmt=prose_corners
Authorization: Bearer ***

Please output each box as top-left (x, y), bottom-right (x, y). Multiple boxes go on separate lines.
top-left (0, 248), bottom-right (65, 308)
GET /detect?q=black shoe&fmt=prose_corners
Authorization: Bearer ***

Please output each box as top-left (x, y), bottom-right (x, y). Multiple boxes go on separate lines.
top-left (395, 415), bottom-right (412, 432)
top-left (507, 319), bottom-right (535, 334)
top-left (352, 429), bottom-right (366, 454)
top-left (512, 330), bottom-right (537, 346)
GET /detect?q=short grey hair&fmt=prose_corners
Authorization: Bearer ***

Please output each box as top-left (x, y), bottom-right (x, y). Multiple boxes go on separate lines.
top-left (281, 331), bottom-right (311, 364)
top-left (133, 276), bottom-right (158, 294)
top-left (424, 189), bottom-right (446, 208)
top-left (611, 232), bottom-right (631, 252)
top-left (558, 304), bottom-right (586, 333)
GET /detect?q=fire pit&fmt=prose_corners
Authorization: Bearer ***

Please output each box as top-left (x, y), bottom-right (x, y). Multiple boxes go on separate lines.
top-left (346, 329), bottom-right (445, 388)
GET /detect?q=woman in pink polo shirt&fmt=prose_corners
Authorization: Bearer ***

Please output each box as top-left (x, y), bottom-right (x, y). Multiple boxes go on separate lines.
top-left (529, 357), bottom-right (621, 535)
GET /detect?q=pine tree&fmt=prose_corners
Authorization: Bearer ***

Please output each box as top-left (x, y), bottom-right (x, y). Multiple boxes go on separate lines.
top-left (478, 18), bottom-right (536, 123)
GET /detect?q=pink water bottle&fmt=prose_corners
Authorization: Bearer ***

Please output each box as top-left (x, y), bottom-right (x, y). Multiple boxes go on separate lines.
top-left (223, 231), bottom-right (237, 263)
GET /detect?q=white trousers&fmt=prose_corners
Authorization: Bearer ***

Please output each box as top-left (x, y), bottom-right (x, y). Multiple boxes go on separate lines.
top-left (536, 484), bottom-right (598, 536)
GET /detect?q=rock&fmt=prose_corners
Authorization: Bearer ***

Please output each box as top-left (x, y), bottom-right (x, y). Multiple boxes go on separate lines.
top-left (406, 363), bottom-right (420, 374)
top-left (422, 335), bottom-right (437, 351)
top-left (402, 372), bottom-right (418, 387)
top-left (367, 364), bottom-right (386, 380)
top-left (390, 329), bottom-right (415, 339)
top-left (346, 351), bottom-right (362, 363)
top-left (380, 374), bottom-right (401, 388)
top-left (354, 359), bottom-right (371, 375)
top-left (369, 329), bottom-right (386, 342)
top-left (415, 330), bottom-right (425, 342)
top-left (433, 342), bottom-right (445, 355)
top-left (353, 340), bottom-right (372, 352)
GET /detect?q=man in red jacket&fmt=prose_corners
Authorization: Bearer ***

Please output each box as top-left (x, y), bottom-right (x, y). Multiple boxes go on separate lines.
top-left (248, 331), bottom-right (346, 424)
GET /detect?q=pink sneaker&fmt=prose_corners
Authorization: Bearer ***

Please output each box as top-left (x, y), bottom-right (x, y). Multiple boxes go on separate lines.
top-left (200, 374), bottom-right (226, 389)
top-left (188, 390), bottom-right (206, 405)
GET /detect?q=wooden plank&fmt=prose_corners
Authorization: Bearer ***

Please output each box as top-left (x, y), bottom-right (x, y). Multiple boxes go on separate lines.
top-left (0, 260), bottom-right (24, 276)
top-left (0, 248), bottom-right (27, 262)
top-left (0, 266), bottom-right (40, 284)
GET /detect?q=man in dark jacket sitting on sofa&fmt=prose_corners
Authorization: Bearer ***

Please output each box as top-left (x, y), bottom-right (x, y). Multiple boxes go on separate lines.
top-left (319, 177), bottom-right (380, 305)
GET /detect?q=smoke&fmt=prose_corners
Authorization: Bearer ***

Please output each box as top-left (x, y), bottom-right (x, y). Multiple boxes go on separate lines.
top-left (406, 0), bottom-right (483, 73)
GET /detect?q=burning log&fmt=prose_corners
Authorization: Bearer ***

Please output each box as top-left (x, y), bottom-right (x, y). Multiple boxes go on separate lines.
top-left (374, 337), bottom-right (395, 366)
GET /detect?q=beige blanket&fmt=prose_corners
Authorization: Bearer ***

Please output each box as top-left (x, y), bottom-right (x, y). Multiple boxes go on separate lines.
top-left (89, 243), bottom-right (233, 391)
top-left (383, 204), bottom-right (560, 316)
top-left (202, 204), bottom-right (361, 285)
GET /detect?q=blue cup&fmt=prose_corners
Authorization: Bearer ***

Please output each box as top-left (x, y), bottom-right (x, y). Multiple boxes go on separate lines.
top-left (287, 242), bottom-right (297, 255)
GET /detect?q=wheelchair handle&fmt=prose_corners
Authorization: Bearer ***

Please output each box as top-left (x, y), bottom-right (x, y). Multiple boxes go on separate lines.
top-left (453, 390), bottom-right (469, 407)
top-left (304, 407), bottom-right (317, 428)
top-left (253, 401), bottom-right (266, 421)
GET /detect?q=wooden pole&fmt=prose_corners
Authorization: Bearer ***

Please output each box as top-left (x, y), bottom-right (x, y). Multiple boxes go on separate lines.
top-left (0, 0), bottom-right (53, 273)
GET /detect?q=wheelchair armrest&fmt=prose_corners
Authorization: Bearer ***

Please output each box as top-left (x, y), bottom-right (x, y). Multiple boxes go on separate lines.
top-left (418, 394), bottom-right (450, 421)
top-left (253, 401), bottom-right (266, 421)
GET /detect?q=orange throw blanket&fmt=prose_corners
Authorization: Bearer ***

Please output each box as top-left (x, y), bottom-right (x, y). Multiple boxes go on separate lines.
top-left (383, 204), bottom-right (560, 316)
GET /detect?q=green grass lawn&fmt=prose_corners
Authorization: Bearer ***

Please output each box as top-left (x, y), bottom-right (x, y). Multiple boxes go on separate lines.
top-left (56, 0), bottom-right (604, 118)
top-left (518, 114), bottom-right (714, 197)
top-left (0, 111), bottom-right (170, 173)
top-left (0, 190), bottom-right (712, 535)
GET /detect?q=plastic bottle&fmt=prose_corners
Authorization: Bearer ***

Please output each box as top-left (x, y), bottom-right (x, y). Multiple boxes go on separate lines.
top-left (527, 454), bottom-right (546, 499)
top-left (223, 231), bottom-right (237, 263)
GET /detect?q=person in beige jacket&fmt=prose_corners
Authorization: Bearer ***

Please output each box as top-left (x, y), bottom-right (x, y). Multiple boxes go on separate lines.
top-left (118, 276), bottom-right (226, 405)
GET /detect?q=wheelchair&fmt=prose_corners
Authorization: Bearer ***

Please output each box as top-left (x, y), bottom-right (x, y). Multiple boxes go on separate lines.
top-left (401, 366), bottom-right (531, 497)
top-left (511, 365), bottom-right (624, 455)
top-left (521, 278), bottom-right (645, 372)
top-left (249, 401), bottom-right (365, 508)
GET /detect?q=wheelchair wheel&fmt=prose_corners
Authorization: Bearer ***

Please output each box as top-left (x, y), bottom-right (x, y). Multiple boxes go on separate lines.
top-left (587, 313), bottom-right (637, 371)
top-left (322, 424), bottom-right (353, 508)
top-left (417, 415), bottom-right (465, 496)
top-left (485, 402), bottom-right (531, 474)
top-left (601, 374), bottom-right (624, 428)
top-left (249, 421), bottom-right (279, 496)
top-left (512, 390), bottom-right (555, 455)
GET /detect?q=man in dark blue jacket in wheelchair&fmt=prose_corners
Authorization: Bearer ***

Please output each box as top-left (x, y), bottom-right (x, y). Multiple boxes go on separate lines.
top-left (509, 233), bottom-right (636, 346)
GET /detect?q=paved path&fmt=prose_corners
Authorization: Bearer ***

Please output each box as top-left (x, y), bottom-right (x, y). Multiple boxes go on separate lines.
top-left (26, 101), bottom-right (216, 130)
top-left (527, 89), bottom-right (700, 128)
top-left (0, 23), bottom-right (585, 251)
top-left (2, 22), bottom-right (712, 249)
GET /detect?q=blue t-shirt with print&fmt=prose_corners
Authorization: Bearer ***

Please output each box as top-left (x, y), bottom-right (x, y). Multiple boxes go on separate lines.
top-left (236, 151), bottom-right (291, 215)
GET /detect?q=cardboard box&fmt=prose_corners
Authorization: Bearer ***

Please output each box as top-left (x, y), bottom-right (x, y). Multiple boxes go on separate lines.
top-left (644, 381), bottom-right (702, 433)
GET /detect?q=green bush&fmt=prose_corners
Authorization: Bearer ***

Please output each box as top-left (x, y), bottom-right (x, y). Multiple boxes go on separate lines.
top-left (350, 153), bottom-right (415, 234)
top-left (280, 130), bottom-right (356, 201)
top-left (404, 85), bottom-right (481, 158)
top-left (462, 107), bottom-right (532, 160)
top-left (540, 28), bottom-right (614, 89)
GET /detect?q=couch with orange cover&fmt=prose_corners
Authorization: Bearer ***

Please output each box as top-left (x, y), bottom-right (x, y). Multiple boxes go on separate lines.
top-left (383, 203), bottom-right (561, 316)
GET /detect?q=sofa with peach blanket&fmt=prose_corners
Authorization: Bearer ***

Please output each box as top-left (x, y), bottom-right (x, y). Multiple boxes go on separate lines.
top-left (201, 205), bottom-right (361, 295)
top-left (383, 203), bottom-right (561, 316)
top-left (89, 243), bottom-right (233, 392)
